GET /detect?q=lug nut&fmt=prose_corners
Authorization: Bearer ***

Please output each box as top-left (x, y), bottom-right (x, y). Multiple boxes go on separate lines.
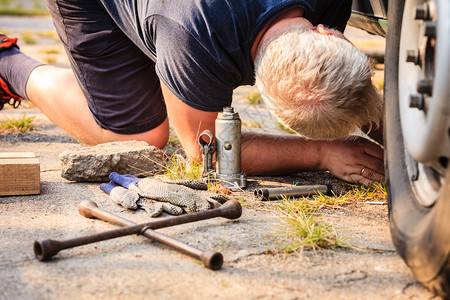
top-left (423, 21), bottom-right (436, 38)
top-left (414, 3), bottom-right (430, 20)
top-left (417, 79), bottom-right (433, 95)
top-left (409, 94), bottom-right (425, 110)
top-left (406, 49), bottom-right (421, 65)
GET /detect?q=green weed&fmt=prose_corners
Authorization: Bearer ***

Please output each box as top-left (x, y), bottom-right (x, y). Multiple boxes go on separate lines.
top-left (20, 30), bottom-right (36, 44)
top-left (242, 120), bottom-right (262, 128)
top-left (268, 197), bottom-right (350, 254)
top-left (43, 56), bottom-right (57, 64)
top-left (216, 235), bottom-right (227, 252)
top-left (264, 182), bottom-right (386, 254)
top-left (0, 113), bottom-right (35, 133)
top-left (163, 152), bottom-right (203, 181)
top-left (277, 122), bottom-right (296, 134)
top-left (0, 7), bottom-right (48, 16)
top-left (41, 47), bottom-right (60, 55)
top-left (342, 181), bottom-right (387, 203)
top-left (37, 31), bottom-right (58, 39)
top-left (0, 0), bottom-right (48, 16)
top-left (246, 92), bottom-right (262, 105)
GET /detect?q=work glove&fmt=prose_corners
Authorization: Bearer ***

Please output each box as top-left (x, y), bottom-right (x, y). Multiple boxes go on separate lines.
top-left (100, 173), bottom-right (228, 217)
top-left (100, 179), bottom-right (172, 217)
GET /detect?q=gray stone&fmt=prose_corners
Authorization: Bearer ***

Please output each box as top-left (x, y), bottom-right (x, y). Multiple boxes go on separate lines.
top-left (59, 141), bottom-right (165, 182)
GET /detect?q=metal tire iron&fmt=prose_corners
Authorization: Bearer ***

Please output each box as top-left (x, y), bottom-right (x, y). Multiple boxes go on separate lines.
top-left (198, 107), bottom-right (246, 191)
top-left (33, 200), bottom-right (242, 270)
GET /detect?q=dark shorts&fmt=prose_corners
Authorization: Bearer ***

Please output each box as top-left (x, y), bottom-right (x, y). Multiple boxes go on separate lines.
top-left (45, 0), bottom-right (167, 134)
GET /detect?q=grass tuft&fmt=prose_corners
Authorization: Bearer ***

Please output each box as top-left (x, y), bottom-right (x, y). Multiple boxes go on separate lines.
top-left (264, 182), bottom-right (386, 254)
top-left (0, 113), bottom-right (35, 133)
top-left (43, 56), bottom-right (57, 64)
top-left (20, 30), bottom-right (36, 44)
top-left (277, 122), bottom-right (296, 134)
top-left (0, 8), bottom-right (48, 16)
top-left (163, 151), bottom-right (203, 181)
top-left (37, 31), bottom-right (58, 39)
top-left (161, 152), bottom-right (231, 196)
top-left (242, 120), bottom-right (262, 128)
top-left (339, 181), bottom-right (387, 203)
top-left (267, 197), bottom-right (351, 254)
top-left (245, 92), bottom-right (262, 105)
top-left (41, 47), bottom-right (60, 55)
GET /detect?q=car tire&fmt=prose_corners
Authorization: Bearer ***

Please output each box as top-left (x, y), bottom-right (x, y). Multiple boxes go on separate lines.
top-left (384, 0), bottom-right (450, 297)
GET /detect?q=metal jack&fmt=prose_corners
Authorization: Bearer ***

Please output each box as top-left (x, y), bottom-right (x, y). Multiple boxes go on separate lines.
top-left (198, 107), bottom-right (247, 191)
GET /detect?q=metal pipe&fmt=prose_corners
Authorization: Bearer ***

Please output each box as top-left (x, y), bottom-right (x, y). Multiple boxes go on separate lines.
top-left (254, 185), bottom-right (333, 201)
top-left (34, 200), bottom-right (242, 267)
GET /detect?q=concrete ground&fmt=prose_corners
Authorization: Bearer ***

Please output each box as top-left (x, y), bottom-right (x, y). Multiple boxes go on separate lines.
top-left (0, 16), bottom-right (438, 300)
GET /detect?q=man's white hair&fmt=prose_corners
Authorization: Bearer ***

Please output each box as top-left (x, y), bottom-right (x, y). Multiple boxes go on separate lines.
top-left (254, 24), bottom-right (382, 140)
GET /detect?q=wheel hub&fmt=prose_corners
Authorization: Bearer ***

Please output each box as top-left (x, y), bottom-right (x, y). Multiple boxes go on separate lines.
top-left (399, 0), bottom-right (450, 206)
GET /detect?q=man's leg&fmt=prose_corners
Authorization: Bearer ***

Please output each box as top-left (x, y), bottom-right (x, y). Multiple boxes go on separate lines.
top-left (10, 0), bottom-right (170, 147)
top-left (0, 35), bottom-right (42, 110)
top-left (26, 65), bottom-right (169, 147)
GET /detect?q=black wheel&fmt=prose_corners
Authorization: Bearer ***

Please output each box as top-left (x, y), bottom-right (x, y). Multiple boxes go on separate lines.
top-left (385, 0), bottom-right (450, 297)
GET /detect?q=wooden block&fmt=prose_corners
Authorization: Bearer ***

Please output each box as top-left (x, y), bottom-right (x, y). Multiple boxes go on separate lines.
top-left (0, 152), bottom-right (40, 196)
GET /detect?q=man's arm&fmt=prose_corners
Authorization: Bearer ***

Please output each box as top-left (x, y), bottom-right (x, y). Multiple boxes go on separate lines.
top-left (161, 82), bottom-right (218, 162)
top-left (241, 131), bottom-right (384, 185)
top-left (161, 83), bottom-right (384, 185)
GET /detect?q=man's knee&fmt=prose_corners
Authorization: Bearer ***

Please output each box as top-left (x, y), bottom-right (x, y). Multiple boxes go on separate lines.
top-left (138, 118), bottom-right (170, 149)
top-left (145, 131), bottom-right (169, 149)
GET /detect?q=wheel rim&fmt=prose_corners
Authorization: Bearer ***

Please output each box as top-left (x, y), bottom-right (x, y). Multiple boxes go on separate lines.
top-left (398, 0), bottom-right (450, 207)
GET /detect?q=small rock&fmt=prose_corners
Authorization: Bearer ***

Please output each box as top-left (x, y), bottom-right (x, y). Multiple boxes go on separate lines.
top-left (59, 141), bottom-right (165, 182)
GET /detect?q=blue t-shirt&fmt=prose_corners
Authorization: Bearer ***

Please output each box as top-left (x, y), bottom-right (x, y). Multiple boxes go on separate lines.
top-left (99, 0), bottom-right (351, 112)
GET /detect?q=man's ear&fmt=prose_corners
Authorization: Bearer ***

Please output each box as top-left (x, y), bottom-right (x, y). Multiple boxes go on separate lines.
top-left (316, 24), bottom-right (334, 35)
top-left (315, 24), bottom-right (353, 45)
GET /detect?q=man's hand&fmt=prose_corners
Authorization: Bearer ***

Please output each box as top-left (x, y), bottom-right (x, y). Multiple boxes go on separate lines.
top-left (320, 136), bottom-right (384, 185)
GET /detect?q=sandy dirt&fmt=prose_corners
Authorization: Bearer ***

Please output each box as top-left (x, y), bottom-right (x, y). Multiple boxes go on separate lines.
top-left (0, 16), bottom-right (438, 300)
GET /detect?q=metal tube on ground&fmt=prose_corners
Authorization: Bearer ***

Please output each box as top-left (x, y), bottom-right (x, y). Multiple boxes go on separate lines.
top-left (254, 184), bottom-right (333, 201)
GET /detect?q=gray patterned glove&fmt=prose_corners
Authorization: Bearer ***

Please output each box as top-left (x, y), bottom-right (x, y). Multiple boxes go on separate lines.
top-left (100, 180), bottom-right (180, 217)
top-left (102, 173), bottom-right (227, 216)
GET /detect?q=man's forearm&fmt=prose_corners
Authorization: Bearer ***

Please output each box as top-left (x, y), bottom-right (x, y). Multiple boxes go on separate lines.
top-left (240, 131), bottom-right (325, 176)
top-left (240, 131), bottom-right (385, 185)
